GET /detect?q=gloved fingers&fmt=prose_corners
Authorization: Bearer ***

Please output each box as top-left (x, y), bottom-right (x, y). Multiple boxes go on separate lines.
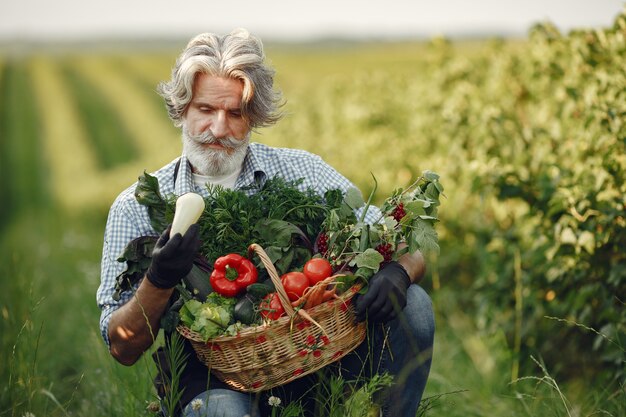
top-left (369, 294), bottom-right (406, 323)
top-left (370, 301), bottom-right (395, 322)
top-left (385, 310), bottom-right (399, 323)
top-left (180, 224), bottom-right (201, 252)
top-left (354, 294), bottom-right (366, 322)
top-left (355, 294), bottom-right (374, 322)
top-left (354, 281), bottom-right (380, 318)
top-left (155, 225), bottom-right (173, 248)
top-left (368, 288), bottom-right (407, 322)
top-left (160, 233), bottom-right (183, 255)
top-left (371, 291), bottom-right (389, 313)
top-left (378, 293), bottom-right (406, 322)
top-left (362, 290), bottom-right (389, 321)
top-left (183, 223), bottom-right (200, 239)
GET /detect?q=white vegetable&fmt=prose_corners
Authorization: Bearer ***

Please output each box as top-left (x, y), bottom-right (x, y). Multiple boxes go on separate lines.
top-left (170, 193), bottom-right (205, 237)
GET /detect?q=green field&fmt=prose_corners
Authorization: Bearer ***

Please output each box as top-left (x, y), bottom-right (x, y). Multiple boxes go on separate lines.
top-left (1, 13), bottom-right (625, 417)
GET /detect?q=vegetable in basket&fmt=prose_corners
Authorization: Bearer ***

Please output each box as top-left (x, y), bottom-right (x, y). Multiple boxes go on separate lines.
top-left (210, 253), bottom-right (258, 297)
top-left (303, 257), bottom-right (333, 284)
top-left (280, 271), bottom-right (310, 302)
top-left (233, 295), bottom-right (259, 325)
top-left (259, 292), bottom-right (285, 320)
top-left (179, 293), bottom-right (236, 341)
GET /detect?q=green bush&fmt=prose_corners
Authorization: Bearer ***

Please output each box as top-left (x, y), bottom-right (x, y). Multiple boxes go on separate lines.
top-left (461, 15), bottom-right (626, 381)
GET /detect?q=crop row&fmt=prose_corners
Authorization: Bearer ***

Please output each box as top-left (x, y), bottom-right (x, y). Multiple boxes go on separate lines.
top-left (0, 54), bottom-right (201, 220)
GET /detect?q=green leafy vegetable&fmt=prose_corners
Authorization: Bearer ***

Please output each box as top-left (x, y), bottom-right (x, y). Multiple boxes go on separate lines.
top-left (344, 187), bottom-right (365, 210)
top-left (113, 235), bottom-right (157, 301)
top-left (179, 293), bottom-right (235, 341)
top-left (183, 177), bottom-right (335, 273)
top-left (134, 171), bottom-right (170, 232)
top-left (351, 248), bottom-right (385, 270)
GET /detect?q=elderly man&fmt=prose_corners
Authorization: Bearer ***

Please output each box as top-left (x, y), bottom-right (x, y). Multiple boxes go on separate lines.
top-left (97, 29), bottom-right (434, 417)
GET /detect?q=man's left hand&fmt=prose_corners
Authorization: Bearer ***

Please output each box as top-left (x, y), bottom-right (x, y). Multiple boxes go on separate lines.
top-left (355, 261), bottom-right (411, 323)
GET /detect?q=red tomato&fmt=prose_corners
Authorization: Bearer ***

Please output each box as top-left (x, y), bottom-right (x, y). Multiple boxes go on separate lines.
top-left (281, 271), bottom-right (310, 301)
top-left (303, 258), bottom-right (333, 284)
top-left (260, 292), bottom-right (285, 320)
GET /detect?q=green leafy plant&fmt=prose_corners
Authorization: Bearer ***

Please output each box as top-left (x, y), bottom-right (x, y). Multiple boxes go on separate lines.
top-left (158, 332), bottom-right (189, 417)
top-left (465, 16), bottom-right (626, 381)
top-left (320, 171), bottom-right (443, 284)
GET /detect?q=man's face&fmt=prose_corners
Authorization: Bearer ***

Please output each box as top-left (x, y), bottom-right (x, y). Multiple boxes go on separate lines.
top-left (182, 74), bottom-right (251, 176)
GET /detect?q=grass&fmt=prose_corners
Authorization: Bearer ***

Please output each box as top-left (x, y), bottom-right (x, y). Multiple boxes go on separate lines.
top-left (421, 289), bottom-right (625, 417)
top-left (0, 209), bottom-right (154, 417)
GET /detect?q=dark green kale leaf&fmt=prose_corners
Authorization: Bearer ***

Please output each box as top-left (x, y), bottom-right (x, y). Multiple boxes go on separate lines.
top-left (135, 171), bottom-right (169, 232)
top-left (113, 235), bottom-right (158, 301)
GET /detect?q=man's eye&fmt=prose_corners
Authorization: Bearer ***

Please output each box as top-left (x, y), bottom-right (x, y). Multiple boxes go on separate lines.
top-left (229, 110), bottom-right (242, 118)
top-left (199, 106), bottom-right (214, 113)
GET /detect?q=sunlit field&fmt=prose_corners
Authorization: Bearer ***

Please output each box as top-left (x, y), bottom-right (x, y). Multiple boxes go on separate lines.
top-left (1, 12), bottom-right (625, 417)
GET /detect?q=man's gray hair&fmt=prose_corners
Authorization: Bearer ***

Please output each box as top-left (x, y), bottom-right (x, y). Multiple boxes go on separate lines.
top-left (158, 28), bottom-right (282, 128)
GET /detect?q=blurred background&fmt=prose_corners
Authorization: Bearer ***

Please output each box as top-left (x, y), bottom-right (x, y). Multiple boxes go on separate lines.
top-left (1, 0), bottom-right (623, 41)
top-left (1, 1), bottom-right (624, 416)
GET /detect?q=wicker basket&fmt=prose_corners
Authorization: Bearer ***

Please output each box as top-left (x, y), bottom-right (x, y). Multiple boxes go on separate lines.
top-left (176, 243), bottom-right (366, 392)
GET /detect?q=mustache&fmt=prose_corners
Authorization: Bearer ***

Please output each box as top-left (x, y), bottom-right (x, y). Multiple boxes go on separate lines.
top-left (186, 129), bottom-right (245, 150)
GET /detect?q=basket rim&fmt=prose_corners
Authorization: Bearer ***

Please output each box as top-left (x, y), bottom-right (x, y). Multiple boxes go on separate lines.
top-left (177, 283), bottom-right (361, 344)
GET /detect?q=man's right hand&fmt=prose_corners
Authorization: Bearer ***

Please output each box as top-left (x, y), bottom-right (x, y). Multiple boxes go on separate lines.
top-left (146, 224), bottom-right (201, 289)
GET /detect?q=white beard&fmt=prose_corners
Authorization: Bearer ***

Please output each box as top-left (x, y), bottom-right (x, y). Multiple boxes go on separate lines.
top-left (181, 127), bottom-right (250, 176)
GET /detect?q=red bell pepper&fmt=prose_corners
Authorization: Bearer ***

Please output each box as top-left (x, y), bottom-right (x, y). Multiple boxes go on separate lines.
top-left (209, 253), bottom-right (258, 297)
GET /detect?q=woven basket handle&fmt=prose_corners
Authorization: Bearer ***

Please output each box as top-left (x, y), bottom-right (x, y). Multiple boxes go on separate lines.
top-left (247, 244), bottom-right (296, 317)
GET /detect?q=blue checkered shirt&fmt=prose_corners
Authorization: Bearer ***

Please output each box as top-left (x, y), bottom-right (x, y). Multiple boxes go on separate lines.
top-left (97, 142), bottom-right (380, 346)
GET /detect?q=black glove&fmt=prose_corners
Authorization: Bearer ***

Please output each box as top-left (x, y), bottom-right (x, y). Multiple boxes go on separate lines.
top-left (146, 224), bottom-right (201, 289)
top-left (355, 261), bottom-right (411, 323)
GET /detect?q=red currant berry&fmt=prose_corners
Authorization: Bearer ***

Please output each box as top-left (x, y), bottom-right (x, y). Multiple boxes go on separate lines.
top-left (392, 203), bottom-right (406, 222)
top-left (375, 243), bottom-right (394, 264)
top-left (316, 232), bottom-right (329, 254)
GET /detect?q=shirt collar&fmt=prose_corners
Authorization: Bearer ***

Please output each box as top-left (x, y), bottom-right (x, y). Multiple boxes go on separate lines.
top-left (235, 143), bottom-right (268, 191)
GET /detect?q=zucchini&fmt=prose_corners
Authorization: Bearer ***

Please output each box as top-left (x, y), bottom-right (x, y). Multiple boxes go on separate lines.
top-left (233, 295), bottom-right (259, 325)
top-left (246, 282), bottom-right (273, 300)
top-left (183, 264), bottom-right (213, 301)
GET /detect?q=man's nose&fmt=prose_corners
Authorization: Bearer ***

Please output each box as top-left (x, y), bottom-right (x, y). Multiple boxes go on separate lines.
top-left (210, 111), bottom-right (229, 139)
